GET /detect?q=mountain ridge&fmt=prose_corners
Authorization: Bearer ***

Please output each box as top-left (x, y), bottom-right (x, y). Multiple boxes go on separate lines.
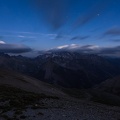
top-left (0, 51), bottom-right (119, 88)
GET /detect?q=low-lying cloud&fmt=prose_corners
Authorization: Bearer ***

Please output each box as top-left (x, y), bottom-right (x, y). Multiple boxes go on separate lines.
top-left (100, 46), bottom-right (120, 54)
top-left (49, 44), bottom-right (120, 57)
top-left (0, 41), bottom-right (32, 53)
top-left (50, 44), bottom-right (99, 52)
top-left (0, 40), bottom-right (6, 44)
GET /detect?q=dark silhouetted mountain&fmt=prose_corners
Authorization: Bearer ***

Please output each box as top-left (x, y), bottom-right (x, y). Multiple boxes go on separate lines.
top-left (94, 76), bottom-right (120, 96)
top-left (0, 51), bottom-right (119, 88)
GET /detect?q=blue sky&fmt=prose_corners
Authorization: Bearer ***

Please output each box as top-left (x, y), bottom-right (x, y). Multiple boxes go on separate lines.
top-left (0, 0), bottom-right (120, 54)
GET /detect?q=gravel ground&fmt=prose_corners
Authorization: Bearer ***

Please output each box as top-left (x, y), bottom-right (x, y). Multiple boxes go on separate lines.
top-left (1, 98), bottom-right (120, 120)
top-left (0, 89), bottom-right (120, 120)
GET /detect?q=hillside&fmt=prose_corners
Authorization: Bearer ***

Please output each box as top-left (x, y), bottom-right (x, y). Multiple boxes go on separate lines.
top-left (0, 70), bottom-right (120, 120)
top-left (0, 69), bottom-right (66, 96)
top-left (94, 76), bottom-right (120, 96)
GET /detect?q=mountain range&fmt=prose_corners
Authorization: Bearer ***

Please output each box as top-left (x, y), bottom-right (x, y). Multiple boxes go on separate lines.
top-left (0, 51), bottom-right (120, 89)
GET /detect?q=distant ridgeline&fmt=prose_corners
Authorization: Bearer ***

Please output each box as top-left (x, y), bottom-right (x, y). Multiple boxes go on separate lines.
top-left (0, 51), bottom-right (120, 88)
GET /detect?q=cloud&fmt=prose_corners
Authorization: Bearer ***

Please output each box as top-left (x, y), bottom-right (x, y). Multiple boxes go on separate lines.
top-left (55, 34), bottom-right (64, 39)
top-left (20, 39), bottom-right (36, 43)
top-left (49, 44), bottom-right (120, 57)
top-left (104, 27), bottom-right (120, 36)
top-left (47, 34), bottom-right (57, 37)
top-left (18, 51), bottom-right (40, 58)
top-left (50, 44), bottom-right (99, 52)
top-left (0, 34), bottom-right (37, 39)
top-left (18, 35), bottom-right (25, 38)
top-left (31, 0), bottom-right (69, 30)
top-left (71, 35), bottom-right (90, 40)
top-left (30, 0), bottom-right (112, 32)
top-left (56, 45), bottom-right (70, 49)
top-left (80, 45), bottom-right (99, 49)
top-left (72, 0), bottom-right (112, 30)
top-left (0, 43), bottom-right (32, 53)
top-left (100, 46), bottom-right (120, 55)
top-left (0, 40), bottom-right (6, 44)
top-left (49, 34), bottom-right (71, 40)
top-left (18, 35), bottom-right (36, 39)
top-left (56, 44), bottom-right (79, 49)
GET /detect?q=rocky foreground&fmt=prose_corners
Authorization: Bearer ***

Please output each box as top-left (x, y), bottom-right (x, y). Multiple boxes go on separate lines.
top-left (0, 86), bottom-right (120, 120)
top-left (19, 99), bottom-right (120, 120)
top-left (0, 70), bottom-right (120, 120)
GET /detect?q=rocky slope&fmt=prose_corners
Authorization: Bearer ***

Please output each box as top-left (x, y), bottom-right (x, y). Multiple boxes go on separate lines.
top-left (95, 76), bottom-right (120, 96)
top-left (0, 69), bottom-right (65, 96)
top-left (0, 70), bottom-right (120, 120)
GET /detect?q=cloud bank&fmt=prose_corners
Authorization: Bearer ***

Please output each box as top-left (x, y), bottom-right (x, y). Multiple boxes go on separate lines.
top-left (0, 40), bottom-right (6, 44)
top-left (49, 44), bottom-right (120, 57)
top-left (0, 41), bottom-right (32, 53)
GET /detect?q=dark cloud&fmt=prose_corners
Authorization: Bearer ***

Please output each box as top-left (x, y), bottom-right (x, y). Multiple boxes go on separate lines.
top-left (79, 46), bottom-right (120, 56)
top-left (79, 45), bottom-right (120, 56)
top-left (30, 0), bottom-right (112, 32)
top-left (0, 44), bottom-right (32, 53)
top-left (31, 0), bottom-right (69, 30)
top-left (104, 28), bottom-right (120, 36)
top-left (99, 46), bottom-right (120, 55)
top-left (71, 35), bottom-right (90, 40)
top-left (55, 34), bottom-right (64, 39)
top-left (54, 33), bottom-right (70, 40)
top-left (72, 0), bottom-right (112, 30)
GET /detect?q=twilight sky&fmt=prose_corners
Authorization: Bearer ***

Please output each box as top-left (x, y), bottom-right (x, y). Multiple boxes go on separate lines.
top-left (0, 0), bottom-right (120, 57)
